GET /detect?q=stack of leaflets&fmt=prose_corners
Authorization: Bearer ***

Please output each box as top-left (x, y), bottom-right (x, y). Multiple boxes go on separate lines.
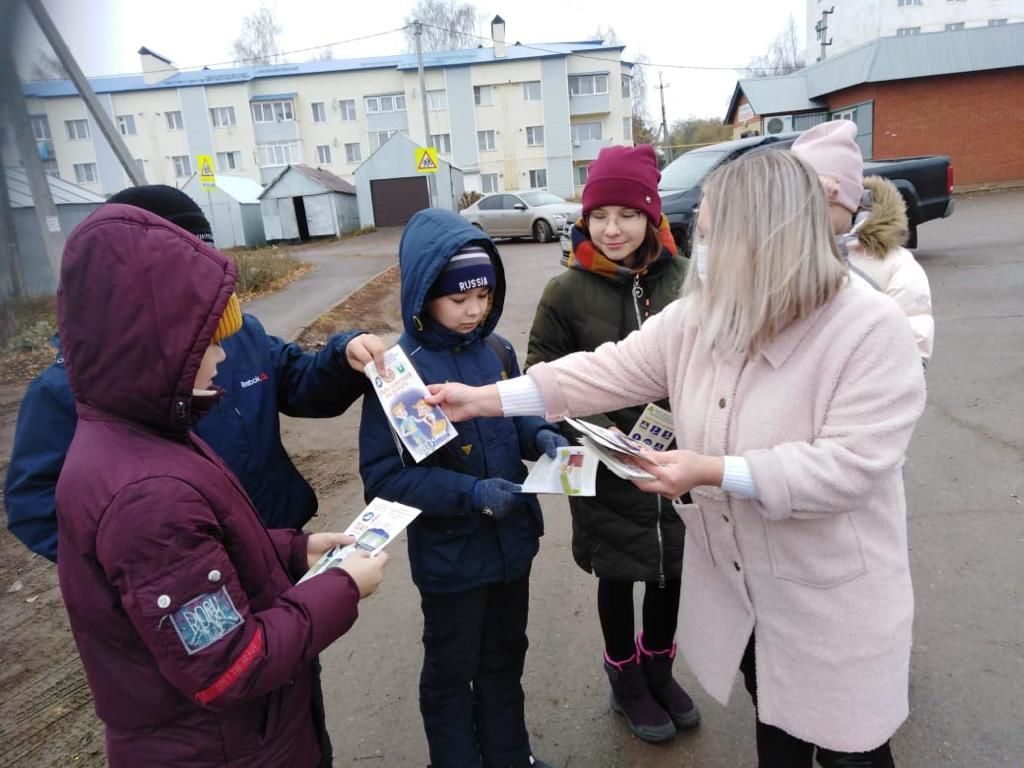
top-left (299, 498), bottom-right (421, 584)
top-left (365, 346), bottom-right (458, 463)
top-left (565, 407), bottom-right (676, 483)
top-left (626, 404), bottom-right (677, 452)
top-left (565, 417), bottom-right (658, 465)
top-left (520, 446), bottom-right (598, 496)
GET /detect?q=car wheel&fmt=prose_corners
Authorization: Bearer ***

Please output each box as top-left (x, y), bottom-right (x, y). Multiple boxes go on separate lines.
top-left (533, 219), bottom-right (553, 243)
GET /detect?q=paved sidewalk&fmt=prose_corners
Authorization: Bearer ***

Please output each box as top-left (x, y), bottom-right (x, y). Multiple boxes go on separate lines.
top-left (243, 228), bottom-right (402, 339)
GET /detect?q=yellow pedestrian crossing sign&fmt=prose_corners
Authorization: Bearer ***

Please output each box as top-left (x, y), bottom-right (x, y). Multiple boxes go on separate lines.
top-left (416, 147), bottom-right (439, 174)
top-left (196, 154), bottom-right (216, 188)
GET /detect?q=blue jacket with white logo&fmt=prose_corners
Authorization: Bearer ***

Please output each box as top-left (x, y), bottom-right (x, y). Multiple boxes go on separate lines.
top-left (4, 316), bottom-right (367, 560)
top-left (358, 208), bottom-right (557, 593)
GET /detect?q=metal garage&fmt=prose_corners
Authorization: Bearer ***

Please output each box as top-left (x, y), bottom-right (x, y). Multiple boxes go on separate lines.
top-left (259, 165), bottom-right (359, 243)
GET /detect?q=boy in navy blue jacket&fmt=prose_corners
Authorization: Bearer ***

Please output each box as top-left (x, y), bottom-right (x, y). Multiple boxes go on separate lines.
top-left (359, 209), bottom-right (565, 768)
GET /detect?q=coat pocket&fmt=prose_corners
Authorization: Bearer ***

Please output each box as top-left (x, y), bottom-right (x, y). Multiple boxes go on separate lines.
top-left (671, 500), bottom-right (714, 565)
top-left (765, 513), bottom-right (868, 588)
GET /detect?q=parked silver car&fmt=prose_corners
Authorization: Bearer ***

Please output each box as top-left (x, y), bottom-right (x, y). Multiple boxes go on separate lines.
top-left (460, 190), bottom-right (581, 243)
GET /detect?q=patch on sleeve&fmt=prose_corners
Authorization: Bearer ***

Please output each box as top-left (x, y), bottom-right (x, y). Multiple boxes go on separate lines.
top-left (169, 586), bottom-right (244, 655)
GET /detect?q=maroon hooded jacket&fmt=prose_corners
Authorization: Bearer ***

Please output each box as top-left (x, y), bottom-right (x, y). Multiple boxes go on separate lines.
top-left (54, 204), bottom-right (360, 767)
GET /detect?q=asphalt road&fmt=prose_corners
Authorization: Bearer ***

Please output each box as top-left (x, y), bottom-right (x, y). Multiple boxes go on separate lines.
top-left (304, 191), bottom-right (1022, 767)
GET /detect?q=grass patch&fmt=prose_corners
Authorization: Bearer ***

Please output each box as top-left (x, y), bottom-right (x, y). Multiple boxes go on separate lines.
top-left (0, 296), bottom-right (58, 385)
top-left (225, 247), bottom-right (311, 301)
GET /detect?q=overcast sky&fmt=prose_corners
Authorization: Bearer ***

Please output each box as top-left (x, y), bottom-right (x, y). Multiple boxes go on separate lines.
top-left (14, 0), bottom-right (807, 123)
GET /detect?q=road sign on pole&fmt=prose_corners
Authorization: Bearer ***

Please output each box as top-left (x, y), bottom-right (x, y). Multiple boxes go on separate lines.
top-left (197, 155), bottom-right (216, 188)
top-left (415, 147), bottom-right (439, 174)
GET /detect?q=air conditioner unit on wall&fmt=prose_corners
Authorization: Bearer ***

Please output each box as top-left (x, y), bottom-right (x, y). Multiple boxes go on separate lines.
top-left (764, 115), bottom-right (793, 135)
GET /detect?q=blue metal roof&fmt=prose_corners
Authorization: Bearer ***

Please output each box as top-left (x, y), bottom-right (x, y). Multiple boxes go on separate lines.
top-left (725, 21), bottom-right (1024, 121)
top-left (22, 40), bottom-right (620, 98)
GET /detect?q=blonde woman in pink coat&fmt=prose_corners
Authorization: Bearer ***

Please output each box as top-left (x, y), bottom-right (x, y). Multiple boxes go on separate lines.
top-left (428, 149), bottom-right (927, 767)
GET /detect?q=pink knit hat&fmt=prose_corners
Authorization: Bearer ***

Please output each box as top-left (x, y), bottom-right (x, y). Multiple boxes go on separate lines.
top-left (583, 144), bottom-right (662, 223)
top-left (791, 120), bottom-right (864, 213)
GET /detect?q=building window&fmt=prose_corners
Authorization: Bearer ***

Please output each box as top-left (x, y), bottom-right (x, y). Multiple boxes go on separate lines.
top-left (370, 130), bottom-right (399, 150)
top-left (831, 108), bottom-right (858, 123)
top-left (42, 159), bottom-right (60, 177)
top-left (31, 116), bottom-right (52, 140)
top-left (257, 141), bottom-right (299, 167)
top-left (171, 155), bottom-right (191, 178)
top-left (526, 126), bottom-right (544, 147)
top-left (623, 117), bottom-right (633, 141)
top-left (945, 22), bottom-right (965, 31)
top-left (571, 121), bottom-right (603, 142)
top-left (621, 75), bottom-right (632, 98)
top-left (569, 74), bottom-right (609, 96)
top-left (896, 0), bottom-right (922, 6)
top-left (116, 114), bottom-right (137, 136)
top-left (133, 158), bottom-right (146, 176)
top-left (895, 26), bottom-right (921, 36)
top-left (65, 119), bottom-right (89, 140)
top-left (165, 110), bottom-right (184, 130)
top-left (430, 133), bottom-right (452, 154)
top-left (345, 142), bottom-right (362, 163)
top-left (477, 130), bottom-right (496, 151)
top-left (574, 164), bottom-right (589, 186)
top-left (210, 106), bottom-right (236, 127)
top-left (522, 81), bottom-right (541, 101)
top-left (364, 93), bottom-right (406, 114)
top-left (339, 99), bottom-right (356, 121)
top-left (481, 173), bottom-right (499, 193)
top-left (474, 85), bottom-right (495, 107)
top-left (529, 169), bottom-right (547, 189)
top-left (989, 18), bottom-right (1008, 26)
top-left (251, 100), bottom-right (294, 123)
top-left (73, 162), bottom-right (97, 183)
top-left (316, 144), bottom-right (332, 164)
top-left (427, 90), bottom-right (448, 110)
top-left (216, 151), bottom-right (241, 171)
top-left (311, 102), bottom-right (327, 123)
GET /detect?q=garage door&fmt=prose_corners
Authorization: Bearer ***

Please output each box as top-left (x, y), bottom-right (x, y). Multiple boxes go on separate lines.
top-left (370, 177), bottom-right (429, 227)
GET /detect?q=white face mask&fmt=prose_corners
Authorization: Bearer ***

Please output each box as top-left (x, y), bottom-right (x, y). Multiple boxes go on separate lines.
top-left (693, 241), bottom-right (709, 282)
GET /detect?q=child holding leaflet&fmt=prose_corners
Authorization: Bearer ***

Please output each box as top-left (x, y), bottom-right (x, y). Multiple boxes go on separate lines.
top-left (359, 208), bottom-right (566, 768)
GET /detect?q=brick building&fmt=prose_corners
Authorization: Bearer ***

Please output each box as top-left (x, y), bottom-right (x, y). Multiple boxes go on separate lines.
top-left (725, 22), bottom-right (1024, 186)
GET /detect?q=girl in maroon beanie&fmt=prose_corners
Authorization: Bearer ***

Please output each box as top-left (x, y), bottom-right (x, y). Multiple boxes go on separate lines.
top-left (525, 144), bottom-right (698, 743)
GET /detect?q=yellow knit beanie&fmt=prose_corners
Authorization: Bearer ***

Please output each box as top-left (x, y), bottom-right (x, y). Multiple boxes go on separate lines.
top-left (211, 293), bottom-right (242, 344)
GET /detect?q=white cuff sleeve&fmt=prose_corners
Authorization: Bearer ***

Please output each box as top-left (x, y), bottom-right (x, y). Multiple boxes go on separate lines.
top-left (497, 376), bottom-right (547, 417)
top-left (721, 456), bottom-right (760, 500)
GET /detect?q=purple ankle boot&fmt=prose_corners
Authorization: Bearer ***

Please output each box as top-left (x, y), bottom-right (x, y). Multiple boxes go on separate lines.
top-left (603, 650), bottom-right (676, 743)
top-left (637, 632), bottom-right (701, 730)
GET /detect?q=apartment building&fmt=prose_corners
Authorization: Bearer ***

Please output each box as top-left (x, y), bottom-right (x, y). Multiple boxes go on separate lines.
top-left (14, 18), bottom-right (635, 201)
top-left (807, 0), bottom-right (1024, 61)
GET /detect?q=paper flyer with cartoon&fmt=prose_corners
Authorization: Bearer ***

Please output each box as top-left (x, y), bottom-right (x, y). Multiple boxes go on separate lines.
top-left (520, 446), bottom-right (598, 496)
top-left (365, 345), bottom-right (458, 463)
top-left (627, 404), bottom-right (676, 452)
top-left (299, 498), bottom-right (421, 584)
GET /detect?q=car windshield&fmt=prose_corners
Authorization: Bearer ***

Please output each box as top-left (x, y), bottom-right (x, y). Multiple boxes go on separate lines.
top-left (519, 191), bottom-right (567, 207)
top-left (659, 150), bottom-right (728, 191)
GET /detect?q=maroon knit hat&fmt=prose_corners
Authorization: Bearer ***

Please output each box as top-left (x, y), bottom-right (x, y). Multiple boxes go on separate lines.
top-left (582, 144), bottom-right (662, 223)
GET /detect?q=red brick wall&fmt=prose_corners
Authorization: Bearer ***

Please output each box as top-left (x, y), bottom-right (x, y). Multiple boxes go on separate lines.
top-left (829, 69), bottom-right (1024, 185)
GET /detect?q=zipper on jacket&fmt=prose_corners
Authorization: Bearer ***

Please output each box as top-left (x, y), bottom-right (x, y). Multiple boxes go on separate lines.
top-left (631, 275), bottom-right (644, 330)
top-left (655, 496), bottom-right (666, 588)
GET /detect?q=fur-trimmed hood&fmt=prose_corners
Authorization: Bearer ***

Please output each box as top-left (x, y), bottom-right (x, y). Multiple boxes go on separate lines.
top-left (854, 176), bottom-right (909, 258)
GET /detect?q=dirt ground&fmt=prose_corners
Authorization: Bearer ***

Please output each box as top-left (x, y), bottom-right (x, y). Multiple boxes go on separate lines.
top-left (0, 271), bottom-right (402, 767)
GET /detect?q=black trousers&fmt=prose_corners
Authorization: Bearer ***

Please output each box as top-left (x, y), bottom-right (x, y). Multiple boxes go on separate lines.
top-left (740, 638), bottom-right (896, 768)
top-left (597, 578), bottom-right (681, 660)
top-left (419, 575), bottom-right (532, 768)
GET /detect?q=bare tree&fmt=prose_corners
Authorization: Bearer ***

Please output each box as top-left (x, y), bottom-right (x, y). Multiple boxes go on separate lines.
top-left (230, 5), bottom-right (283, 66)
top-left (745, 14), bottom-right (805, 78)
top-left (311, 47), bottom-right (334, 61)
top-left (404, 0), bottom-right (481, 52)
top-left (27, 51), bottom-right (67, 81)
top-left (592, 25), bottom-right (621, 45)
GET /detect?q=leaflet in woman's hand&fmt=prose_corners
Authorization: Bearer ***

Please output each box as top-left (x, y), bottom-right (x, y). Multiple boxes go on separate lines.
top-left (564, 417), bottom-right (657, 465)
top-left (579, 437), bottom-right (656, 481)
top-left (627, 404), bottom-right (676, 451)
top-left (299, 498), bottom-right (421, 583)
top-left (520, 446), bottom-right (598, 496)
top-left (366, 345), bottom-right (458, 463)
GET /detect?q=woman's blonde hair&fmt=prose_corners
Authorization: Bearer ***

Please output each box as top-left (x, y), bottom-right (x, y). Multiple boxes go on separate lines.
top-left (682, 149), bottom-right (846, 355)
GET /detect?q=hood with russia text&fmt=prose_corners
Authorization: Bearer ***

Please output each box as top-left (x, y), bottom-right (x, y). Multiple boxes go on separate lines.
top-left (398, 208), bottom-right (506, 347)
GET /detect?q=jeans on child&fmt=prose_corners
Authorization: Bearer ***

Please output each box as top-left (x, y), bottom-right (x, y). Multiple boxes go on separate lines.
top-left (419, 574), bottom-right (532, 768)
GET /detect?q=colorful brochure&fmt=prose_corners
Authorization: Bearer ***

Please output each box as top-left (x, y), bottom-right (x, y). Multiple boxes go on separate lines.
top-left (520, 446), bottom-right (599, 496)
top-left (627, 403), bottom-right (676, 452)
top-left (299, 498), bottom-right (421, 584)
top-left (366, 345), bottom-right (458, 463)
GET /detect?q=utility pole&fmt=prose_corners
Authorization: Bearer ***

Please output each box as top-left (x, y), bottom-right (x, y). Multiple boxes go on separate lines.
top-left (656, 72), bottom-right (671, 159)
top-left (413, 20), bottom-right (436, 208)
top-left (24, 0), bottom-right (145, 186)
top-left (0, 160), bottom-right (25, 298)
top-left (815, 7), bottom-right (834, 63)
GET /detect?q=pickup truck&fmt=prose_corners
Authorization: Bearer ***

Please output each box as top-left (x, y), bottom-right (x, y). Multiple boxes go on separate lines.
top-left (658, 133), bottom-right (954, 252)
top-left (561, 133), bottom-right (954, 260)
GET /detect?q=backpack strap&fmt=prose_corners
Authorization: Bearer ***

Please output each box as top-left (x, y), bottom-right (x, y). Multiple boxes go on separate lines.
top-left (484, 334), bottom-right (514, 380)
